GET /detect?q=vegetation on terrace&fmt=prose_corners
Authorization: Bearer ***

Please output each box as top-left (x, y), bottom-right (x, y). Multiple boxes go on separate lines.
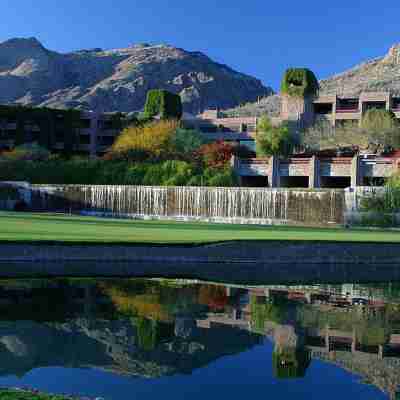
top-left (0, 115), bottom-right (239, 187)
top-left (256, 116), bottom-right (294, 156)
top-left (281, 68), bottom-right (319, 98)
top-left (302, 108), bottom-right (400, 153)
top-left (1, 212), bottom-right (399, 244)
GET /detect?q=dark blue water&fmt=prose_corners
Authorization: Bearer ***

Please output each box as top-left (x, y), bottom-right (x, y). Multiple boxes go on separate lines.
top-left (0, 279), bottom-right (398, 399)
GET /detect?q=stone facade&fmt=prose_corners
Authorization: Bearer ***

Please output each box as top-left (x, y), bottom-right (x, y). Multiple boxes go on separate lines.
top-left (235, 155), bottom-right (399, 188)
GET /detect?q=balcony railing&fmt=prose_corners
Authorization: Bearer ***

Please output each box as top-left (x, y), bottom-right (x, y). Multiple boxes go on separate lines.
top-left (336, 107), bottom-right (359, 113)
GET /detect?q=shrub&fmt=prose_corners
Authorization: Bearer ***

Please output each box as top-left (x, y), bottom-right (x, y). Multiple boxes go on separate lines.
top-left (142, 160), bottom-right (194, 186)
top-left (204, 167), bottom-right (238, 187)
top-left (111, 119), bottom-right (179, 160)
top-left (256, 117), bottom-right (293, 156)
top-left (0, 158), bottom-right (238, 187)
top-left (1, 143), bottom-right (51, 161)
top-left (172, 128), bottom-right (206, 156)
top-left (361, 108), bottom-right (400, 149)
top-left (281, 68), bottom-right (319, 97)
top-left (103, 148), bottom-right (152, 162)
top-left (144, 89), bottom-right (183, 120)
top-left (302, 109), bottom-right (400, 153)
top-left (361, 109), bottom-right (397, 132)
top-left (198, 140), bottom-right (234, 168)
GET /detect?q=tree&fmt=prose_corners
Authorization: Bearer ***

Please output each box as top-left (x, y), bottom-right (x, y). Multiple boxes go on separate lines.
top-left (197, 140), bottom-right (234, 168)
top-left (172, 128), bottom-right (206, 156)
top-left (110, 119), bottom-right (179, 160)
top-left (302, 109), bottom-right (400, 153)
top-left (256, 116), bottom-right (293, 156)
top-left (360, 109), bottom-right (400, 149)
top-left (144, 90), bottom-right (183, 120)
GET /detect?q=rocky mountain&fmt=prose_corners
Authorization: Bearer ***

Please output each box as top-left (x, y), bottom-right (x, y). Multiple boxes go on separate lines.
top-left (0, 37), bottom-right (272, 114)
top-left (319, 43), bottom-right (400, 96)
top-left (225, 43), bottom-right (400, 117)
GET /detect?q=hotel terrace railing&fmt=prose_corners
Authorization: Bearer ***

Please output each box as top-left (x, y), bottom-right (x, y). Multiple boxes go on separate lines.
top-left (319, 157), bottom-right (352, 165)
top-left (336, 107), bottom-right (360, 113)
top-left (235, 155), bottom-right (399, 186)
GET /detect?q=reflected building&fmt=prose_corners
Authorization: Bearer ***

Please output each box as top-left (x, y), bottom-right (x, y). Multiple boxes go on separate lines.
top-left (0, 279), bottom-right (399, 398)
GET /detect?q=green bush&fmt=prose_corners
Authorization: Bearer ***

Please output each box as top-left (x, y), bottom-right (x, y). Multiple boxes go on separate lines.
top-left (144, 89), bottom-right (183, 119)
top-left (172, 128), bottom-right (206, 156)
top-left (256, 117), bottom-right (293, 156)
top-left (0, 159), bottom-right (238, 187)
top-left (1, 143), bottom-right (51, 161)
top-left (360, 212), bottom-right (394, 228)
top-left (204, 167), bottom-right (238, 187)
top-left (281, 68), bottom-right (319, 97)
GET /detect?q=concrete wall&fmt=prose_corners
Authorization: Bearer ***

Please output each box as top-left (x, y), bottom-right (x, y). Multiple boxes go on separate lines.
top-left (236, 156), bottom-right (399, 188)
top-left (1, 242), bottom-right (400, 284)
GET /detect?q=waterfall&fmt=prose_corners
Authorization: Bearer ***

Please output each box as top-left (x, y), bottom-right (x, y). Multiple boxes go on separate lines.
top-left (27, 185), bottom-right (346, 226)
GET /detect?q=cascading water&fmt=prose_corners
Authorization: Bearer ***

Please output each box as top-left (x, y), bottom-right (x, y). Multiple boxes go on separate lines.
top-left (28, 185), bottom-right (346, 226)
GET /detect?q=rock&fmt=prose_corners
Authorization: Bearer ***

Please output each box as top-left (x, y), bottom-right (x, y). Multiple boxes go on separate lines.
top-left (320, 43), bottom-right (400, 96)
top-left (0, 37), bottom-right (272, 114)
top-left (226, 43), bottom-right (400, 117)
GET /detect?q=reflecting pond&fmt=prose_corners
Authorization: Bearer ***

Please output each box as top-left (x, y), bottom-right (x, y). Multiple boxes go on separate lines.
top-left (0, 278), bottom-right (399, 399)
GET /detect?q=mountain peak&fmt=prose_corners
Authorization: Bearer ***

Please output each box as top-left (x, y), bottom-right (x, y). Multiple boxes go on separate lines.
top-left (0, 37), bottom-right (271, 113)
top-left (383, 43), bottom-right (400, 64)
top-left (1, 37), bottom-right (44, 49)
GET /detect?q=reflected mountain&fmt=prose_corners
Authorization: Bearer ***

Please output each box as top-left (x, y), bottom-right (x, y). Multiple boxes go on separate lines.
top-left (0, 279), bottom-right (399, 398)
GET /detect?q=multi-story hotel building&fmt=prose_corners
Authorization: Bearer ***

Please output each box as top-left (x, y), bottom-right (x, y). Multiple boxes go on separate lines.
top-left (0, 109), bottom-right (125, 156)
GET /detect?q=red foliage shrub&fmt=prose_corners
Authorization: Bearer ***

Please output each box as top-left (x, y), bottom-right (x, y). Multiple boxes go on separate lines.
top-left (197, 140), bottom-right (233, 168)
top-left (198, 285), bottom-right (229, 311)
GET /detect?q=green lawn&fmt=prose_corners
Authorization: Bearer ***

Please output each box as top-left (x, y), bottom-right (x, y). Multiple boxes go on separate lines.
top-left (0, 212), bottom-right (399, 244)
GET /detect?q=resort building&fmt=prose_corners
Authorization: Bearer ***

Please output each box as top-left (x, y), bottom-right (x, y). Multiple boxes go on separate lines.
top-left (0, 108), bottom-right (125, 156)
top-left (1, 67), bottom-right (400, 188)
top-left (185, 92), bottom-right (400, 144)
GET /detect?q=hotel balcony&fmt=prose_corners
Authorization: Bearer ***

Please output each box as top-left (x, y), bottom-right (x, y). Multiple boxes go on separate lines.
top-left (335, 109), bottom-right (360, 121)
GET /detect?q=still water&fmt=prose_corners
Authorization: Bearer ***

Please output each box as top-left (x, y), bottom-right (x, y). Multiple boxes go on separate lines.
top-left (0, 278), bottom-right (399, 399)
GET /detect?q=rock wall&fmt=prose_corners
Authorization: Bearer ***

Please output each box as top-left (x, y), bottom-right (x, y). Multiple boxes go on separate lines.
top-left (1, 242), bottom-right (400, 284)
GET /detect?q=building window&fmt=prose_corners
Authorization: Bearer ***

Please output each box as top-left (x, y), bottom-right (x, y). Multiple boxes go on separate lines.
top-left (314, 103), bottom-right (333, 114)
top-left (363, 101), bottom-right (386, 111)
top-left (337, 98), bottom-right (359, 113)
top-left (79, 134), bottom-right (91, 145)
top-left (80, 119), bottom-right (91, 129)
top-left (56, 131), bottom-right (64, 142)
top-left (392, 98), bottom-right (400, 111)
top-left (99, 136), bottom-right (115, 146)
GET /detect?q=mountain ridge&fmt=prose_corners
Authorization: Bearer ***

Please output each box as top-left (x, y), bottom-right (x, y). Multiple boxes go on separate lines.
top-left (225, 43), bottom-right (400, 118)
top-left (0, 37), bottom-right (272, 114)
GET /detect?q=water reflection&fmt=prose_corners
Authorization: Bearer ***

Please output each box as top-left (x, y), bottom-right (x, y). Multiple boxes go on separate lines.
top-left (0, 279), bottom-right (399, 399)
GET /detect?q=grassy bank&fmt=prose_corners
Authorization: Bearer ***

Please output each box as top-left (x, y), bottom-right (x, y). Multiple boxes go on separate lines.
top-left (0, 212), bottom-right (399, 244)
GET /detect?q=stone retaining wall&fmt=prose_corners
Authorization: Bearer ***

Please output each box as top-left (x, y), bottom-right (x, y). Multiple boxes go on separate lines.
top-left (0, 241), bottom-right (399, 284)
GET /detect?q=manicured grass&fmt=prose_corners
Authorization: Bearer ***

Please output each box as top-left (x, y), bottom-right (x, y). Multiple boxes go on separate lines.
top-left (0, 212), bottom-right (399, 244)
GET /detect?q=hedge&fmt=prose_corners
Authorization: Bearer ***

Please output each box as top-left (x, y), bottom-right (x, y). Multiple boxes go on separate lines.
top-left (281, 68), bottom-right (319, 97)
top-left (144, 90), bottom-right (183, 119)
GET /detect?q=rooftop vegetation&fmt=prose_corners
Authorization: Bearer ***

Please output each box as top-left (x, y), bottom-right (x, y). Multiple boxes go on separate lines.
top-left (281, 68), bottom-right (319, 97)
top-left (144, 89), bottom-right (183, 120)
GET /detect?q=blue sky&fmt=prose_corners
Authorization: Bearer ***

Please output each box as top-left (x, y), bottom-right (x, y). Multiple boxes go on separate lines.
top-left (2, 0), bottom-right (400, 90)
